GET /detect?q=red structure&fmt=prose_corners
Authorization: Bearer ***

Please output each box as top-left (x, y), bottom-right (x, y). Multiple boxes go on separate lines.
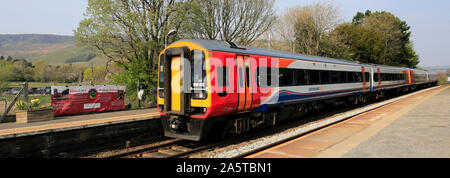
top-left (51, 85), bottom-right (126, 116)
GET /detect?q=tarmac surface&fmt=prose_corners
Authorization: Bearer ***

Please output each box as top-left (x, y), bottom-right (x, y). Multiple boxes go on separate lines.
top-left (248, 85), bottom-right (449, 158)
top-left (341, 86), bottom-right (450, 157)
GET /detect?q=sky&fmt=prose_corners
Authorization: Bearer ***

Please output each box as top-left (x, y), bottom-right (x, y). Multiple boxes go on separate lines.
top-left (274, 0), bottom-right (450, 67)
top-left (0, 0), bottom-right (449, 67)
top-left (0, 0), bottom-right (87, 36)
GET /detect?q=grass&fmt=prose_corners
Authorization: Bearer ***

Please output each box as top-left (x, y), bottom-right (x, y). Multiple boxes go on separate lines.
top-left (6, 82), bottom-right (73, 88)
top-left (0, 94), bottom-right (51, 103)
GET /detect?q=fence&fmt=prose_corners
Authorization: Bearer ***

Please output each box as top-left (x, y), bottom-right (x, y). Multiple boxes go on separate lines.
top-left (0, 82), bottom-right (52, 123)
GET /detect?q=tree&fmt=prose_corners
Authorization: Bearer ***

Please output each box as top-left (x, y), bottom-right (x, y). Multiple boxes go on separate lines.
top-left (33, 60), bottom-right (51, 82)
top-left (330, 23), bottom-right (386, 64)
top-left (83, 66), bottom-right (107, 84)
top-left (57, 63), bottom-right (87, 83)
top-left (180, 0), bottom-right (276, 45)
top-left (0, 56), bottom-right (4, 60)
top-left (276, 6), bottom-right (305, 53)
top-left (75, 0), bottom-right (189, 104)
top-left (352, 10), bottom-right (372, 26)
top-left (292, 1), bottom-right (341, 56)
top-left (354, 10), bottom-right (418, 67)
top-left (0, 62), bottom-right (14, 89)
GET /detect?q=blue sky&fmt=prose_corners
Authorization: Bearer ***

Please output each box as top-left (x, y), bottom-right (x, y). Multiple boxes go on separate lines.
top-left (0, 0), bottom-right (87, 36)
top-left (0, 0), bottom-right (448, 66)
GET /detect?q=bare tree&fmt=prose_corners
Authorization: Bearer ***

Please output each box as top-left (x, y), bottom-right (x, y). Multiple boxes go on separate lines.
top-left (180, 0), bottom-right (277, 45)
top-left (276, 7), bottom-right (305, 53)
top-left (289, 0), bottom-right (341, 55)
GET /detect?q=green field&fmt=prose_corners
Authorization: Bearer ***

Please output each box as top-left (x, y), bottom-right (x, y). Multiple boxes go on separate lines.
top-left (1, 94), bottom-right (51, 103)
top-left (6, 82), bottom-right (73, 88)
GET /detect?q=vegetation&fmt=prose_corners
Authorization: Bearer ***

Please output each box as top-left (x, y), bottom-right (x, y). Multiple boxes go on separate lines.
top-left (274, 2), bottom-right (419, 68)
top-left (75, 0), bottom-right (180, 106)
top-left (16, 98), bottom-right (53, 111)
top-left (83, 66), bottom-right (107, 84)
top-left (0, 57), bottom-right (87, 84)
top-left (438, 70), bottom-right (450, 85)
top-left (6, 82), bottom-right (72, 88)
top-left (1, 0), bottom-right (434, 110)
top-left (74, 0), bottom-right (277, 107)
top-left (180, 0), bottom-right (276, 45)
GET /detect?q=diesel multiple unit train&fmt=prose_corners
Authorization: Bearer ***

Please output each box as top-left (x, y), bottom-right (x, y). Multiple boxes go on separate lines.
top-left (157, 39), bottom-right (438, 141)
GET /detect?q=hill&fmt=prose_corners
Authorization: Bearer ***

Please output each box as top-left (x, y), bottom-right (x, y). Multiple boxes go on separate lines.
top-left (0, 34), bottom-right (107, 65)
top-left (420, 65), bottom-right (450, 71)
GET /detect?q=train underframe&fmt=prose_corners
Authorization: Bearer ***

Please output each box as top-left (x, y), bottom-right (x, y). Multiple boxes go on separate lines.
top-left (162, 82), bottom-right (438, 141)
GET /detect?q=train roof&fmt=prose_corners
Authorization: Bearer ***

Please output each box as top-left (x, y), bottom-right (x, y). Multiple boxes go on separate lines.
top-left (176, 39), bottom-right (423, 71)
top-left (178, 39), bottom-right (364, 66)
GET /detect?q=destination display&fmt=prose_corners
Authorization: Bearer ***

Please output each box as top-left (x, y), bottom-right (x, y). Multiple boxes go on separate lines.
top-left (51, 85), bottom-right (126, 116)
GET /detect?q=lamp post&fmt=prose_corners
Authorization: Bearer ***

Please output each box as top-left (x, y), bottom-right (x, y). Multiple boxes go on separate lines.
top-left (165, 29), bottom-right (177, 48)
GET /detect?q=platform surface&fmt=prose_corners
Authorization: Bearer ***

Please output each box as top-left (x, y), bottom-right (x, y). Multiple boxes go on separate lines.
top-left (0, 108), bottom-right (160, 139)
top-left (248, 85), bottom-right (450, 158)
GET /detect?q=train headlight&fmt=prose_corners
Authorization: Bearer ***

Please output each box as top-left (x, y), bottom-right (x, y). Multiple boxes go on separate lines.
top-left (158, 88), bottom-right (165, 98)
top-left (198, 92), bottom-right (205, 99)
top-left (192, 90), bottom-right (207, 99)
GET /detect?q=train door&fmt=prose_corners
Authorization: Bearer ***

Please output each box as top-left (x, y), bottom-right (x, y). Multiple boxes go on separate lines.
top-left (161, 47), bottom-right (190, 115)
top-left (377, 68), bottom-right (381, 89)
top-left (361, 66), bottom-right (366, 91)
top-left (236, 55), bottom-right (252, 112)
top-left (243, 56), bottom-right (253, 111)
top-left (170, 56), bottom-right (182, 112)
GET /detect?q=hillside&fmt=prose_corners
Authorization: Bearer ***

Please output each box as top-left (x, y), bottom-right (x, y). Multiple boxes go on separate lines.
top-left (0, 34), bottom-right (106, 65)
top-left (420, 65), bottom-right (450, 71)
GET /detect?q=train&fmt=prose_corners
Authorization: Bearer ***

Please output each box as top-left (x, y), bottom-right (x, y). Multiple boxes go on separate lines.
top-left (157, 39), bottom-right (438, 141)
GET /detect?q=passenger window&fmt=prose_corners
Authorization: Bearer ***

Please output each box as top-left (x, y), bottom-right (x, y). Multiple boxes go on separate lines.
top-left (191, 50), bottom-right (206, 88)
top-left (309, 70), bottom-right (320, 85)
top-left (246, 67), bottom-right (250, 87)
top-left (238, 67), bottom-right (244, 88)
top-left (296, 69), bottom-right (307, 85)
top-left (348, 72), bottom-right (355, 83)
top-left (321, 71), bottom-right (330, 84)
top-left (365, 72), bottom-right (369, 82)
top-left (217, 66), bottom-right (229, 87)
top-left (356, 72), bottom-right (362, 82)
top-left (280, 68), bottom-right (294, 86)
top-left (331, 71), bottom-right (340, 84)
top-left (159, 57), bottom-right (165, 98)
top-left (341, 72), bottom-right (348, 83)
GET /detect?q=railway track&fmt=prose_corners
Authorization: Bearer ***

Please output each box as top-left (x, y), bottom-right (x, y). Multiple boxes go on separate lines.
top-left (103, 101), bottom-right (387, 158)
top-left (104, 138), bottom-right (232, 158)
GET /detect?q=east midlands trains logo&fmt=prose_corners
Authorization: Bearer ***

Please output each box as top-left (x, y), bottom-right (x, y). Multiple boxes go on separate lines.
top-left (88, 88), bottom-right (98, 99)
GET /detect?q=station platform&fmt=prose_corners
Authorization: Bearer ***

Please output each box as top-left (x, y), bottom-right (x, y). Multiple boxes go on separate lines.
top-left (248, 85), bottom-right (450, 158)
top-left (0, 108), bottom-right (160, 139)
